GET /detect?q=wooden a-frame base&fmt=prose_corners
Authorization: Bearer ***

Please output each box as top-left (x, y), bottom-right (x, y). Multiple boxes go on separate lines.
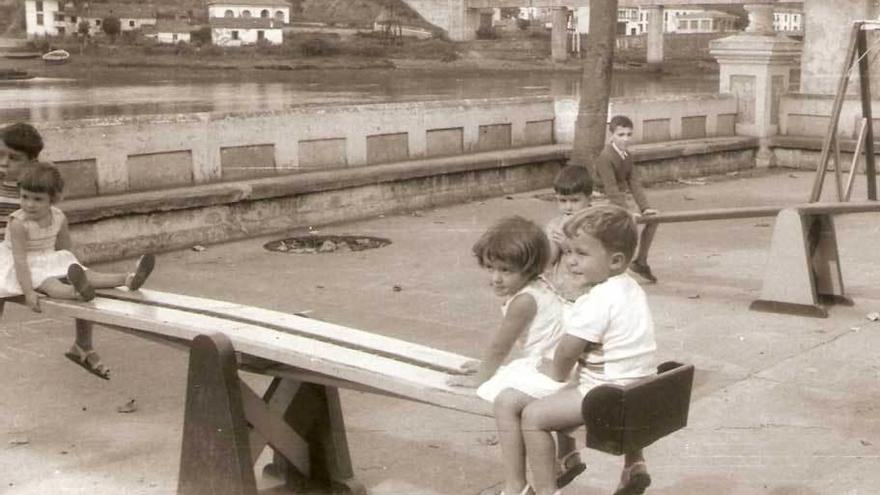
top-left (750, 208), bottom-right (850, 318)
top-left (178, 333), bottom-right (365, 495)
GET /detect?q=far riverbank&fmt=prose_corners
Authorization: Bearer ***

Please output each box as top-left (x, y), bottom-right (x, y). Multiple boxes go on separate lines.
top-left (0, 35), bottom-right (718, 85)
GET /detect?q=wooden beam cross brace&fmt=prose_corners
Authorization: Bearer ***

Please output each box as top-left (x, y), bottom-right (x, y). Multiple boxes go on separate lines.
top-left (177, 333), bottom-right (365, 495)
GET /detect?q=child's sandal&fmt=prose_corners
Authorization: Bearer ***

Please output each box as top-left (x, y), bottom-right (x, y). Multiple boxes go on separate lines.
top-left (64, 343), bottom-right (110, 380)
top-left (67, 264), bottom-right (95, 302)
top-left (126, 254), bottom-right (155, 291)
top-left (556, 450), bottom-right (587, 488)
top-left (613, 461), bottom-right (651, 495)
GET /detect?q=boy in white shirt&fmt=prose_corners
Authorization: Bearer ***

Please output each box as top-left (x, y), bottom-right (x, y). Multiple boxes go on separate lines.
top-left (522, 204), bottom-right (657, 495)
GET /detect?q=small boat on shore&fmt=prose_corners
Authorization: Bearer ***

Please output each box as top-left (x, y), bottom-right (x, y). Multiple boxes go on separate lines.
top-left (0, 69), bottom-right (34, 80)
top-left (42, 49), bottom-right (70, 65)
top-left (2, 51), bottom-right (40, 59)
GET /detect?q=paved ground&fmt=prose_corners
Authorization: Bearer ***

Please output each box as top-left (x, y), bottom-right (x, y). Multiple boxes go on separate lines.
top-left (1, 168), bottom-right (879, 495)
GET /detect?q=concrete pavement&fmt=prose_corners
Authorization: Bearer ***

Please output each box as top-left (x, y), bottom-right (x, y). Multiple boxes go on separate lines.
top-left (1, 168), bottom-right (878, 494)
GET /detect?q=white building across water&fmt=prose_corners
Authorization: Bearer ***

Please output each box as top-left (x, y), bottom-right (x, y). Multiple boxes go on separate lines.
top-left (206, 0), bottom-right (290, 24)
top-left (210, 17), bottom-right (282, 46)
top-left (24, 0), bottom-right (158, 38)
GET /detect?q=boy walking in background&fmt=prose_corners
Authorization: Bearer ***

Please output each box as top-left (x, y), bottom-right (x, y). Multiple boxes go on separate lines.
top-left (594, 115), bottom-right (659, 283)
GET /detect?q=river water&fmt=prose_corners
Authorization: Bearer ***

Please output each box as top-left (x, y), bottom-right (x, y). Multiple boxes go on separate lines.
top-left (0, 68), bottom-right (718, 123)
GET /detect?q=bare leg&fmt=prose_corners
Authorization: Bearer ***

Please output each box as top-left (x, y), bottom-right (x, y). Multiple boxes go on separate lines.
top-left (556, 430), bottom-right (576, 462)
top-left (614, 448), bottom-right (650, 495)
top-left (83, 270), bottom-right (127, 289)
top-left (75, 319), bottom-right (95, 351)
top-left (522, 388), bottom-right (585, 495)
top-left (634, 224), bottom-right (657, 266)
top-left (37, 277), bottom-right (80, 300)
top-left (38, 279), bottom-right (109, 377)
top-left (624, 449), bottom-right (645, 468)
top-left (494, 389), bottom-right (536, 495)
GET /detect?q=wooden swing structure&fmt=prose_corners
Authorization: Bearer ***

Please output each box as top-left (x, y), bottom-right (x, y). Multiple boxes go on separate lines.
top-left (637, 20), bottom-right (880, 317)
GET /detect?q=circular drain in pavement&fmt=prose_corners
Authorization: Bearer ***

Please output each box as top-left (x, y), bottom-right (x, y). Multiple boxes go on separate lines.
top-left (264, 235), bottom-right (391, 254)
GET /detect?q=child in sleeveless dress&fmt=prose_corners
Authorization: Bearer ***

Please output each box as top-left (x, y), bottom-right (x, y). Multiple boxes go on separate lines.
top-left (448, 216), bottom-right (583, 495)
top-left (0, 163), bottom-right (155, 379)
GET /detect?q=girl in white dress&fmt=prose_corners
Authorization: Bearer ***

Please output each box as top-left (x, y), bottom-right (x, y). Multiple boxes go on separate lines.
top-left (448, 216), bottom-right (582, 495)
top-left (0, 162), bottom-right (155, 379)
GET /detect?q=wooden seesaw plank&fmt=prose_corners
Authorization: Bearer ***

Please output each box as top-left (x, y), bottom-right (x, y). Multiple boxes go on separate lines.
top-left (94, 288), bottom-right (475, 374)
top-left (37, 297), bottom-right (492, 417)
top-left (636, 205), bottom-right (782, 224)
top-left (637, 200), bottom-right (880, 225)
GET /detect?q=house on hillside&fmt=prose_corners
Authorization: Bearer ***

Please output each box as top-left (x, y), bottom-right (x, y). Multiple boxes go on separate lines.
top-left (24, 0), bottom-right (159, 38)
top-left (207, 0), bottom-right (290, 25)
top-left (155, 20), bottom-right (194, 43)
top-left (210, 17), bottom-right (282, 46)
top-left (670, 10), bottom-right (737, 33)
top-left (77, 3), bottom-right (158, 36)
top-left (24, 0), bottom-right (65, 38)
top-left (774, 7), bottom-right (803, 34)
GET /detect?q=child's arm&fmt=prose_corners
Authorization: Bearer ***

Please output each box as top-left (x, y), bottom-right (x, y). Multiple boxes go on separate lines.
top-left (627, 168), bottom-right (654, 214)
top-left (546, 219), bottom-right (565, 265)
top-left (55, 216), bottom-right (74, 253)
top-left (9, 220), bottom-right (40, 312)
top-left (545, 334), bottom-right (599, 382)
top-left (595, 154), bottom-right (627, 208)
top-left (447, 293), bottom-right (537, 387)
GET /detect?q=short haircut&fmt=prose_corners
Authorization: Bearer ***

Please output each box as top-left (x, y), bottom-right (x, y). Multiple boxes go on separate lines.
top-left (473, 215), bottom-right (550, 280)
top-left (553, 165), bottom-right (593, 197)
top-left (608, 115), bottom-right (634, 133)
top-left (563, 204), bottom-right (638, 263)
top-left (1, 123), bottom-right (44, 160)
top-left (18, 162), bottom-right (64, 200)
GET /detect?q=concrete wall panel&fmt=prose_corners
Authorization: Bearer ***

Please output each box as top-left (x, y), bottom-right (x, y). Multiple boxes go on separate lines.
top-left (477, 124), bottom-right (512, 152)
top-left (642, 118), bottom-right (672, 143)
top-left (55, 159), bottom-right (98, 199)
top-left (299, 138), bottom-right (347, 168)
top-left (426, 128), bottom-right (464, 157)
top-left (730, 75), bottom-right (756, 125)
top-left (127, 150), bottom-right (193, 192)
top-left (367, 133), bottom-right (410, 165)
top-left (220, 144), bottom-right (276, 180)
top-left (716, 114), bottom-right (736, 136)
top-left (523, 119), bottom-right (554, 146)
top-left (787, 114), bottom-right (831, 138)
top-left (681, 116), bottom-right (707, 140)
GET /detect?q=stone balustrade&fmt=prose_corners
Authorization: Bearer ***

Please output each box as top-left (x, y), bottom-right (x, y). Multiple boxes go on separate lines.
top-left (28, 94), bottom-right (738, 200)
top-left (2, 93), bottom-right (753, 262)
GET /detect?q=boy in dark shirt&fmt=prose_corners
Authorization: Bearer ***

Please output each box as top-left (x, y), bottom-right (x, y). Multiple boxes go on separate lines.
top-left (594, 115), bottom-right (659, 283)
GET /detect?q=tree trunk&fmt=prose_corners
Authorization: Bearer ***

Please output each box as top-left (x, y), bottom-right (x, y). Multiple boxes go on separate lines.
top-left (570, 0), bottom-right (618, 172)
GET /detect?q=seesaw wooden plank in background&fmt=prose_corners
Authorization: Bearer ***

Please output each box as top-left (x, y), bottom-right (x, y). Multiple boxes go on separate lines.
top-left (96, 288), bottom-right (475, 374)
top-left (38, 297), bottom-right (491, 417)
top-left (639, 200), bottom-right (880, 225)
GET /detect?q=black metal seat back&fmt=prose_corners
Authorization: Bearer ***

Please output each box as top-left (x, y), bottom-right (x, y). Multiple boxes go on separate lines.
top-left (581, 361), bottom-right (694, 455)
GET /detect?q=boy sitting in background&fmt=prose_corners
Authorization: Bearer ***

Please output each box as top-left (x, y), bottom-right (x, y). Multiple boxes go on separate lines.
top-left (545, 165), bottom-right (592, 302)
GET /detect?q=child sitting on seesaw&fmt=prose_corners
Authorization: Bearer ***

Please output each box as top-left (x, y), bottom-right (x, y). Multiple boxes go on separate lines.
top-left (0, 162), bottom-right (155, 379)
top-left (522, 204), bottom-right (658, 495)
top-left (447, 216), bottom-right (583, 495)
top-left (545, 165), bottom-right (593, 302)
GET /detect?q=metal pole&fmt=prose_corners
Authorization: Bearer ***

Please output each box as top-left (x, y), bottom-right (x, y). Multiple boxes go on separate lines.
top-left (810, 22), bottom-right (861, 202)
top-left (856, 26), bottom-right (877, 200)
